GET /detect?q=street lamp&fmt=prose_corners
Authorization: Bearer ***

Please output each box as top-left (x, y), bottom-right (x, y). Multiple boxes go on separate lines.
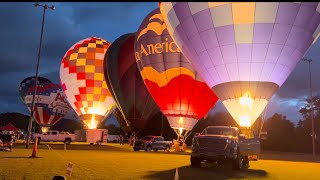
top-left (25, 2), bottom-right (55, 149)
top-left (302, 58), bottom-right (316, 159)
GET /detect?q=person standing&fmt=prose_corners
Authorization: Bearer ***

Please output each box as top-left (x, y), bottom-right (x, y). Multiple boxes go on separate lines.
top-left (119, 134), bottom-right (123, 145)
top-left (178, 136), bottom-right (184, 152)
top-left (132, 135), bottom-right (136, 146)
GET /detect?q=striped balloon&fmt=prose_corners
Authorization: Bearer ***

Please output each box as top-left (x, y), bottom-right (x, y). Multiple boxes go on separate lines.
top-left (160, 2), bottom-right (320, 127)
top-left (19, 76), bottom-right (51, 104)
top-left (24, 83), bottom-right (70, 127)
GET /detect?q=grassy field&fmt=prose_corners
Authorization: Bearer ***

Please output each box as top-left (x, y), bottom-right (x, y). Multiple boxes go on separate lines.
top-left (0, 142), bottom-right (319, 180)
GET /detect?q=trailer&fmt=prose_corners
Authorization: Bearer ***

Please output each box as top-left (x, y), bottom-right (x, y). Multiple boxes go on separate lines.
top-left (75, 129), bottom-right (108, 145)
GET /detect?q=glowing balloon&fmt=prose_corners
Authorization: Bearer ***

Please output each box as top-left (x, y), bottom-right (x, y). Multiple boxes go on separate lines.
top-left (135, 8), bottom-right (218, 136)
top-left (19, 76), bottom-right (51, 103)
top-left (60, 37), bottom-right (116, 129)
top-left (160, 2), bottom-right (320, 127)
top-left (105, 33), bottom-right (160, 132)
top-left (24, 83), bottom-right (70, 129)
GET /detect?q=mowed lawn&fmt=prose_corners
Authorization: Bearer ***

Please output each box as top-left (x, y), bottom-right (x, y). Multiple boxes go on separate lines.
top-left (0, 143), bottom-right (320, 180)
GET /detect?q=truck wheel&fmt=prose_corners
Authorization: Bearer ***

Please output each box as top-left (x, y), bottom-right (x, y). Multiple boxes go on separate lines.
top-left (191, 156), bottom-right (201, 168)
top-left (232, 148), bottom-right (243, 170)
top-left (146, 146), bottom-right (152, 152)
top-left (164, 146), bottom-right (170, 152)
top-left (243, 156), bottom-right (250, 169)
top-left (65, 139), bottom-right (71, 145)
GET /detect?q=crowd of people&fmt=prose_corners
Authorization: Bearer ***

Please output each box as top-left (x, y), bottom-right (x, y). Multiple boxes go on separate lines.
top-left (118, 134), bottom-right (136, 146)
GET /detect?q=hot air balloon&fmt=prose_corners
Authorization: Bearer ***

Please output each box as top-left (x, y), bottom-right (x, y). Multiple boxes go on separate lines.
top-left (60, 37), bottom-right (116, 129)
top-left (24, 82), bottom-right (70, 132)
top-left (105, 33), bottom-right (160, 133)
top-left (160, 2), bottom-right (320, 127)
top-left (19, 76), bottom-right (51, 103)
top-left (135, 8), bottom-right (218, 137)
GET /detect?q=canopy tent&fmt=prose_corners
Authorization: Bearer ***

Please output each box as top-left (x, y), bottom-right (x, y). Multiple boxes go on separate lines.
top-left (0, 123), bottom-right (20, 131)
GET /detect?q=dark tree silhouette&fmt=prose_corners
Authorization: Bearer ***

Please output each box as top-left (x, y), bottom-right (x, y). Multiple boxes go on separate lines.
top-left (262, 113), bottom-right (295, 152)
top-left (0, 112), bottom-right (41, 132)
top-left (52, 118), bottom-right (82, 133)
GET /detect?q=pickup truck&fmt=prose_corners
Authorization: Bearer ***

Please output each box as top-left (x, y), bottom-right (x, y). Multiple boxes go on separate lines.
top-left (133, 136), bottom-right (172, 152)
top-left (32, 130), bottom-right (76, 144)
top-left (191, 126), bottom-right (260, 170)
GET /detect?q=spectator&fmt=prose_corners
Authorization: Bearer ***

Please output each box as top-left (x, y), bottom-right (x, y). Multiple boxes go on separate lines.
top-left (132, 135), bottom-right (136, 146)
top-left (178, 136), bottom-right (184, 152)
top-left (119, 134), bottom-right (124, 145)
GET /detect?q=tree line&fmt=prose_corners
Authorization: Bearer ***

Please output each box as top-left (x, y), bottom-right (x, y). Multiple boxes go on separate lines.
top-left (1, 95), bottom-right (319, 153)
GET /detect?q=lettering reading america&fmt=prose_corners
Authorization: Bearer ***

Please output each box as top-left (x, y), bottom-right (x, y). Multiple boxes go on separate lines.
top-left (135, 38), bottom-right (181, 61)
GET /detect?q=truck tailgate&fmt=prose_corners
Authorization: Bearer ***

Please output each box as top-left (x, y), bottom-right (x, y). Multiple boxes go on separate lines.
top-left (238, 138), bottom-right (260, 156)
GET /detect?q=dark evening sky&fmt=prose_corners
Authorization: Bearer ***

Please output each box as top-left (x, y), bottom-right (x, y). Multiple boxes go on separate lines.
top-left (0, 2), bottom-right (319, 125)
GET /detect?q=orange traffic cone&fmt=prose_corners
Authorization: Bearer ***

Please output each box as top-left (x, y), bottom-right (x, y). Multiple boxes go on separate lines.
top-left (29, 137), bottom-right (38, 158)
top-left (174, 168), bottom-right (179, 180)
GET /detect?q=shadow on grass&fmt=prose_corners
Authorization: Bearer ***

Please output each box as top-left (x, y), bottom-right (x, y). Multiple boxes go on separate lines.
top-left (144, 164), bottom-right (268, 180)
top-left (13, 143), bottom-right (128, 152)
top-left (135, 150), bottom-right (191, 156)
top-left (1, 157), bottom-right (42, 159)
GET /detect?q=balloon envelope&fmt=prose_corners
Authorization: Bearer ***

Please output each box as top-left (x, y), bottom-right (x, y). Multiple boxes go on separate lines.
top-left (105, 33), bottom-right (160, 132)
top-left (60, 37), bottom-right (116, 129)
top-left (19, 76), bottom-right (51, 103)
top-left (24, 83), bottom-right (70, 127)
top-left (160, 2), bottom-right (320, 127)
top-left (135, 8), bottom-right (218, 133)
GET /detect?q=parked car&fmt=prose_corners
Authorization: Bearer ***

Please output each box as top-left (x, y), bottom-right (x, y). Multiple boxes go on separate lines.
top-left (0, 134), bottom-right (14, 151)
top-left (133, 136), bottom-right (172, 152)
top-left (191, 126), bottom-right (260, 170)
top-left (32, 130), bottom-right (76, 144)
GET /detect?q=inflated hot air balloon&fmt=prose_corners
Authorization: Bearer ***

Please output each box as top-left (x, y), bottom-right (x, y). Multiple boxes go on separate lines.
top-left (19, 76), bottom-right (51, 103)
top-left (160, 2), bottom-right (320, 127)
top-left (60, 37), bottom-right (116, 129)
top-left (135, 8), bottom-right (218, 137)
top-left (105, 33), bottom-right (160, 133)
top-left (24, 83), bottom-right (70, 132)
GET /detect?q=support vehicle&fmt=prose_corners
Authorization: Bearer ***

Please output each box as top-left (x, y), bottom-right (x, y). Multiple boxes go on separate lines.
top-left (191, 126), bottom-right (260, 170)
top-left (74, 129), bottom-right (108, 145)
top-left (32, 130), bottom-right (76, 144)
top-left (133, 136), bottom-right (172, 152)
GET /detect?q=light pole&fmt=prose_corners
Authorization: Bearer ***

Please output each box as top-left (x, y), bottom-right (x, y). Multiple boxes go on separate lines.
top-left (302, 58), bottom-right (316, 159)
top-left (25, 2), bottom-right (55, 149)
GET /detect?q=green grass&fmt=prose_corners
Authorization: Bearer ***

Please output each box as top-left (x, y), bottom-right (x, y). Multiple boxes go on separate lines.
top-left (0, 142), bottom-right (319, 180)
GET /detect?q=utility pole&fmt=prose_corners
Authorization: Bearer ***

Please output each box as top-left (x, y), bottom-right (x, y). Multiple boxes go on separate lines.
top-left (302, 58), bottom-right (316, 159)
top-left (25, 2), bottom-right (55, 148)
